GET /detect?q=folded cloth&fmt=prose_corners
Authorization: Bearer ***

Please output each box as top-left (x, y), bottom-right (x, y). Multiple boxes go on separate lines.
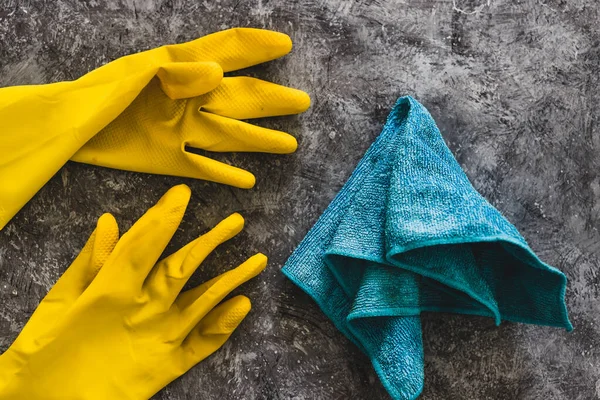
top-left (282, 96), bottom-right (572, 400)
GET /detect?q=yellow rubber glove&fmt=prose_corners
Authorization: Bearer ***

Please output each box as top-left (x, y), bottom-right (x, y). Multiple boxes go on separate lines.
top-left (0, 28), bottom-right (309, 231)
top-left (71, 69), bottom-right (310, 189)
top-left (0, 184), bottom-right (266, 400)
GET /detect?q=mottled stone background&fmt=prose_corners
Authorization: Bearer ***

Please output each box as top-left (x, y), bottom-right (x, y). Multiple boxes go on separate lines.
top-left (0, 0), bottom-right (599, 399)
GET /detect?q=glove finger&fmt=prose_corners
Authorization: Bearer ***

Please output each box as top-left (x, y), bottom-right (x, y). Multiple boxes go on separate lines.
top-left (174, 273), bottom-right (224, 310)
top-left (182, 152), bottom-right (257, 188)
top-left (183, 111), bottom-right (298, 154)
top-left (45, 213), bottom-right (119, 303)
top-left (194, 77), bottom-right (310, 120)
top-left (144, 213), bottom-right (244, 307)
top-left (175, 253), bottom-right (266, 339)
top-left (79, 213), bottom-right (120, 287)
top-left (195, 295), bottom-right (251, 335)
top-left (157, 61), bottom-right (223, 100)
top-left (165, 28), bottom-right (293, 72)
top-left (179, 296), bottom-right (250, 368)
top-left (99, 184), bottom-right (190, 287)
top-left (11, 213), bottom-right (119, 347)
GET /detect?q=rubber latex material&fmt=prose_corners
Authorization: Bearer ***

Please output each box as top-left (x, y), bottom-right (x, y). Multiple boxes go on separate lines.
top-left (71, 76), bottom-right (309, 189)
top-left (0, 184), bottom-right (266, 400)
top-left (0, 28), bottom-right (310, 231)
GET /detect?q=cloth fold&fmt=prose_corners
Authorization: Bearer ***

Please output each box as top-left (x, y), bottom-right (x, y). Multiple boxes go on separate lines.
top-left (282, 96), bottom-right (572, 400)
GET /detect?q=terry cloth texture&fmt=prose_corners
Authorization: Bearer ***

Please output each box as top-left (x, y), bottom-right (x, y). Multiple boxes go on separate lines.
top-left (282, 96), bottom-right (572, 400)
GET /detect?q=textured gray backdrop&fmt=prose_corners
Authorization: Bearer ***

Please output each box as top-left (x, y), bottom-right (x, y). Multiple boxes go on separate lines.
top-left (0, 0), bottom-right (599, 399)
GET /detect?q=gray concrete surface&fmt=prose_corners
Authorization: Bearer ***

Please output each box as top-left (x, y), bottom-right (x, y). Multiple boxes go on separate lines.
top-left (1, 0), bottom-right (599, 399)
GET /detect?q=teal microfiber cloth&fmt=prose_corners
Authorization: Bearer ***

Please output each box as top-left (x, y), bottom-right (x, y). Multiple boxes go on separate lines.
top-left (282, 96), bottom-right (572, 400)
